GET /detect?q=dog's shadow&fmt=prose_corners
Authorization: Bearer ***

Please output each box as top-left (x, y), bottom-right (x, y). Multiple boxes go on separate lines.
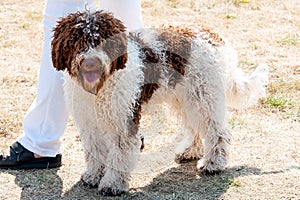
top-left (126, 162), bottom-right (261, 199)
top-left (127, 162), bottom-right (286, 199)
top-left (63, 162), bottom-right (276, 200)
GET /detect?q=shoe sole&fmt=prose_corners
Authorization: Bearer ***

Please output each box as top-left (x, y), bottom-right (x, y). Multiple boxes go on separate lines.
top-left (0, 154), bottom-right (62, 170)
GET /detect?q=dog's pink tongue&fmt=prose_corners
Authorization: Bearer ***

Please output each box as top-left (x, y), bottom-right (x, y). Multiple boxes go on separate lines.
top-left (84, 72), bottom-right (99, 83)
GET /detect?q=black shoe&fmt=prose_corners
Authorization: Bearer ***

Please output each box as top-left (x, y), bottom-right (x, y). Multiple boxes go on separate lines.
top-left (0, 142), bottom-right (62, 169)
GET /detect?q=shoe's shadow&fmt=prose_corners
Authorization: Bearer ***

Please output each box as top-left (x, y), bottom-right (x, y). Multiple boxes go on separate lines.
top-left (1, 168), bottom-right (63, 199)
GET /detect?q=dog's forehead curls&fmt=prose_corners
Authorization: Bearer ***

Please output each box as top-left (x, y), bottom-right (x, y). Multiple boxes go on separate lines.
top-left (51, 10), bottom-right (128, 95)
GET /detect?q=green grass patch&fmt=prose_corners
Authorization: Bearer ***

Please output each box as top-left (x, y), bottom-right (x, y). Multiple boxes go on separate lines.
top-left (265, 96), bottom-right (295, 108)
top-left (264, 96), bottom-right (297, 109)
top-left (264, 82), bottom-right (300, 120)
top-left (227, 178), bottom-right (242, 187)
top-left (233, 0), bottom-right (250, 4)
top-left (278, 35), bottom-right (298, 45)
top-left (226, 15), bottom-right (237, 19)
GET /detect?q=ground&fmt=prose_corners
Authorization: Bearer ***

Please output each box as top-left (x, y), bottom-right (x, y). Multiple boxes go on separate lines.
top-left (0, 0), bottom-right (299, 199)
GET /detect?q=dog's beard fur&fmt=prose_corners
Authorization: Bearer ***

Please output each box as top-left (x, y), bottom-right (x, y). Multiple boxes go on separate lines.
top-left (77, 70), bottom-right (102, 95)
top-left (72, 53), bottom-right (110, 95)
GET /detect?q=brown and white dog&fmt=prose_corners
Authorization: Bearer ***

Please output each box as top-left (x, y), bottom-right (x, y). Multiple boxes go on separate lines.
top-left (51, 11), bottom-right (268, 196)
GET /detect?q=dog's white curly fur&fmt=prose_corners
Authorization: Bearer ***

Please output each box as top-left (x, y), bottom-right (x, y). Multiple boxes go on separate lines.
top-left (62, 28), bottom-right (268, 195)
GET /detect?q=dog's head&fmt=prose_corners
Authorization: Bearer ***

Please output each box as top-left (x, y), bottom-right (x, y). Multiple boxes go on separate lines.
top-left (51, 11), bottom-right (128, 94)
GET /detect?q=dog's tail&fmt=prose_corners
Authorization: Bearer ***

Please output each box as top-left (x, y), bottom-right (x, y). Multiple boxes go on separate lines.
top-left (223, 46), bottom-right (269, 109)
top-left (225, 63), bottom-right (269, 109)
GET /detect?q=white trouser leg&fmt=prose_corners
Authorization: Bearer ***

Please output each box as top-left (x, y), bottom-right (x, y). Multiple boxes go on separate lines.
top-left (18, 0), bottom-right (96, 157)
top-left (100, 0), bottom-right (143, 31)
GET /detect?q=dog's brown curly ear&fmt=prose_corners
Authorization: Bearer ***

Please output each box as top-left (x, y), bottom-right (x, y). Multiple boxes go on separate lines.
top-left (51, 12), bottom-right (84, 73)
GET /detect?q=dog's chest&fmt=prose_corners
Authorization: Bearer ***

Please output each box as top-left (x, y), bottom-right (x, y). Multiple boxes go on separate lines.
top-left (64, 65), bottom-right (145, 133)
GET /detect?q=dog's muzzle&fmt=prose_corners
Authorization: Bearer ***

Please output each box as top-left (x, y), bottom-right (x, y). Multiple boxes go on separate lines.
top-left (78, 57), bottom-right (106, 95)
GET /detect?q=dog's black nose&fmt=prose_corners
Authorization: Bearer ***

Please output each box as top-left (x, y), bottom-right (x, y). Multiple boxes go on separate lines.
top-left (83, 57), bottom-right (98, 69)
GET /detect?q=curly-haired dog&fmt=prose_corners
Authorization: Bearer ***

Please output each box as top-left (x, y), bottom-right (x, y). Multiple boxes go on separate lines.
top-left (51, 11), bottom-right (268, 196)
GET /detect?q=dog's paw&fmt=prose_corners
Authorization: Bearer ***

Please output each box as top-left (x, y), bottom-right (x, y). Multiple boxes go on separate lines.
top-left (175, 153), bottom-right (199, 163)
top-left (196, 159), bottom-right (224, 175)
top-left (99, 176), bottom-right (129, 196)
top-left (81, 177), bottom-right (98, 188)
top-left (175, 146), bottom-right (202, 164)
top-left (198, 167), bottom-right (223, 175)
top-left (99, 187), bottom-right (126, 196)
top-left (81, 171), bottom-right (102, 188)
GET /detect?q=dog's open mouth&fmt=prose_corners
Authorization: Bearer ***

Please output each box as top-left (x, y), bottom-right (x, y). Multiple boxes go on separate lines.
top-left (84, 71), bottom-right (99, 83)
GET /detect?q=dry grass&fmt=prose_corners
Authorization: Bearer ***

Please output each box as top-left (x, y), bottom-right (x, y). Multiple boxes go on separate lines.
top-left (1, 0), bottom-right (300, 199)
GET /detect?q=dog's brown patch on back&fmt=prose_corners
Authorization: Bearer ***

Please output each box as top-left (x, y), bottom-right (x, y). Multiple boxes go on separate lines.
top-left (157, 26), bottom-right (195, 86)
top-left (159, 25), bottom-right (194, 66)
top-left (128, 27), bottom-right (194, 135)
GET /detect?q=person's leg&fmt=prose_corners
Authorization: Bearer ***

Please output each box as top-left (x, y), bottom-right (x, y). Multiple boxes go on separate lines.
top-left (18, 0), bottom-right (97, 157)
top-left (100, 0), bottom-right (143, 31)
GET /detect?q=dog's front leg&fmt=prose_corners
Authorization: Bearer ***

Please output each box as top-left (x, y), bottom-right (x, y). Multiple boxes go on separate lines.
top-left (80, 135), bottom-right (106, 188)
top-left (98, 134), bottom-right (141, 196)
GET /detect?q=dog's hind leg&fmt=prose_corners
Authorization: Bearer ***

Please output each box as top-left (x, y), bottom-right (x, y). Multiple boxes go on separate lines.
top-left (173, 94), bottom-right (204, 163)
top-left (194, 93), bottom-right (231, 175)
top-left (196, 119), bottom-right (231, 175)
top-left (178, 98), bottom-right (230, 174)
top-left (175, 125), bottom-right (203, 163)
top-left (174, 80), bottom-right (230, 174)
